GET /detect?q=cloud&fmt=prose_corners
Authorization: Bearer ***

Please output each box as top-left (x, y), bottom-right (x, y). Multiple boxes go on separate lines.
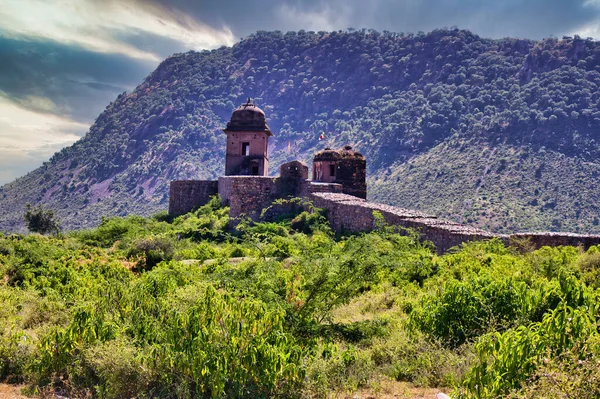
top-left (0, 0), bottom-right (235, 61)
top-left (0, 95), bottom-right (87, 185)
top-left (274, 3), bottom-right (353, 32)
top-left (0, 35), bottom-right (156, 122)
top-left (159, 0), bottom-right (599, 41)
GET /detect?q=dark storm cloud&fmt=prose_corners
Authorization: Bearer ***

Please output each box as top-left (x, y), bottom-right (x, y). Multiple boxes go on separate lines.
top-left (132, 0), bottom-right (600, 40)
top-left (0, 34), bottom-right (156, 123)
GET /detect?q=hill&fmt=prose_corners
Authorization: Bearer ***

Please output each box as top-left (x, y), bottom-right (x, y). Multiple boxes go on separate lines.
top-left (2, 28), bottom-right (600, 233)
top-left (2, 203), bottom-right (600, 398)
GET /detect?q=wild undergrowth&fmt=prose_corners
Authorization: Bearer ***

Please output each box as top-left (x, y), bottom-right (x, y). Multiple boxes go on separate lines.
top-left (2, 198), bottom-right (600, 398)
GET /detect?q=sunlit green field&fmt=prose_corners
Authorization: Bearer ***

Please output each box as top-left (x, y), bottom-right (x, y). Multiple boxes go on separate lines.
top-left (2, 198), bottom-right (600, 398)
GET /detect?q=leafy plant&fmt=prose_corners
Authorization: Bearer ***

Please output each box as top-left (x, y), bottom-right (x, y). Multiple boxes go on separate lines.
top-left (23, 204), bottom-right (61, 236)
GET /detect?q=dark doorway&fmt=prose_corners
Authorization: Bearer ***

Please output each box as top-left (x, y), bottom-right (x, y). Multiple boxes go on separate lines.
top-left (242, 142), bottom-right (250, 156)
top-left (252, 165), bottom-right (259, 175)
top-left (329, 164), bottom-right (336, 177)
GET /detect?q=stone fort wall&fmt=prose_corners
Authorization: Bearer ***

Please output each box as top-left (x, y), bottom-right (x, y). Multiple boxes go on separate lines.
top-left (310, 192), bottom-right (600, 253)
top-left (218, 176), bottom-right (277, 220)
top-left (170, 179), bottom-right (600, 253)
top-left (169, 180), bottom-right (218, 216)
top-left (217, 176), bottom-right (344, 223)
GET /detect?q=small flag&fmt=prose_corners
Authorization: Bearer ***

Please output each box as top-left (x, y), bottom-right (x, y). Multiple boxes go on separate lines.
top-left (319, 132), bottom-right (326, 141)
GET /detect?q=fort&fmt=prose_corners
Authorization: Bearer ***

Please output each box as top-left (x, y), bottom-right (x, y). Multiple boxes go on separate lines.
top-left (169, 99), bottom-right (600, 253)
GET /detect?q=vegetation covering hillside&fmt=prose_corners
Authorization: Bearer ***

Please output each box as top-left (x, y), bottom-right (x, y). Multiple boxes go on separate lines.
top-left (2, 201), bottom-right (600, 398)
top-left (2, 28), bottom-right (600, 232)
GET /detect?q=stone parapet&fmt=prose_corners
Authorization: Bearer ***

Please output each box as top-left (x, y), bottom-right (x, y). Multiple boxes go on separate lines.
top-left (218, 176), bottom-right (277, 222)
top-left (169, 180), bottom-right (218, 217)
top-left (309, 192), bottom-right (600, 253)
top-left (509, 232), bottom-right (600, 250)
top-left (306, 182), bottom-right (344, 195)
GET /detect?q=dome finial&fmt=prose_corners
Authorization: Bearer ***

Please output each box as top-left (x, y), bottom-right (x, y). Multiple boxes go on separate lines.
top-left (245, 96), bottom-right (253, 106)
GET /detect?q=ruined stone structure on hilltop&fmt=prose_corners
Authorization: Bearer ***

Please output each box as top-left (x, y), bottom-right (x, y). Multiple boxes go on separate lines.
top-left (168, 99), bottom-right (600, 253)
top-left (169, 98), bottom-right (346, 219)
top-left (313, 146), bottom-right (367, 199)
top-left (224, 98), bottom-right (272, 176)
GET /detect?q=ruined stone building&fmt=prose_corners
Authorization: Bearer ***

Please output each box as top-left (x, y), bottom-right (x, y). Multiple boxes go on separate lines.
top-left (224, 98), bottom-right (272, 176)
top-left (169, 99), bottom-right (600, 253)
top-left (169, 98), bottom-right (365, 220)
top-left (313, 146), bottom-right (367, 199)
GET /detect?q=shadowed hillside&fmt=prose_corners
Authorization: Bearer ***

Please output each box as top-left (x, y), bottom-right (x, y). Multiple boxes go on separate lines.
top-left (2, 28), bottom-right (600, 233)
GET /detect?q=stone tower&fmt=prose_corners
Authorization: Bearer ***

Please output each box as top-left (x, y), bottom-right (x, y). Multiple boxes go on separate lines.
top-left (223, 98), bottom-right (272, 176)
top-left (313, 145), bottom-right (367, 199)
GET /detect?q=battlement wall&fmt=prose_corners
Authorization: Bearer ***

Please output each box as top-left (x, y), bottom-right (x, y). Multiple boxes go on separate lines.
top-left (305, 181), bottom-right (344, 196)
top-left (218, 176), bottom-right (277, 221)
top-left (310, 192), bottom-right (495, 252)
top-left (310, 193), bottom-right (600, 253)
top-left (169, 180), bottom-right (218, 217)
top-left (510, 232), bottom-right (600, 250)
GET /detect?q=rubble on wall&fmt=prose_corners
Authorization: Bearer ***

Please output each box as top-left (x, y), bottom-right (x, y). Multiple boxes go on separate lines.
top-left (310, 192), bottom-right (600, 253)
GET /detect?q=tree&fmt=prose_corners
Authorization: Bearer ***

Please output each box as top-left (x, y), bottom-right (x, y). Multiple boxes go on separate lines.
top-left (24, 204), bottom-right (61, 235)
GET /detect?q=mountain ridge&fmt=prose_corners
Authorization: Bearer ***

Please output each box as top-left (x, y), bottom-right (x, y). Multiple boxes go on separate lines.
top-left (2, 28), bottom-right (600, 233)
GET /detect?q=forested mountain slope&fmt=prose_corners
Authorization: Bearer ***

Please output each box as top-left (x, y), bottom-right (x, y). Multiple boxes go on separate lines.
top-left (2, 28), bottom-right (600, 233)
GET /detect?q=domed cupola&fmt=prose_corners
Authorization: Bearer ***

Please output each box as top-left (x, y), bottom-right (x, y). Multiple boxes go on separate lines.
top-left (313, 145), bottom-right (367, 199)
top-left (223, 98), bottom-right (273, 176)
top-left (225, 98), bottom-right (272, 135)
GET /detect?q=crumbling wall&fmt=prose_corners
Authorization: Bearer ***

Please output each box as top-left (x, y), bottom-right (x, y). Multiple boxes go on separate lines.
top-left (310, 192), bottom-right (496, 252)
top-left (305, 182), bottom-right (343, 196)
top-left (335, 158), bottom-right (367, 199)
top-left (277, 161), bottom-right (309, 197)
top-left (509, 232), bottom-right (600, 250)
top-left (218, 176), bottom-right (277, 221)
top-left (169, 180), bottom-right (218, 217)
top-left (309, 193), bottom-right (600, 253)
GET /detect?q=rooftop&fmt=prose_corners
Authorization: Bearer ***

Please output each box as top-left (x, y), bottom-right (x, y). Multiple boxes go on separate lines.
top-left (314, 145), bottom-right (365, 161)
top-left (224, 97), bottom-right (272, 135)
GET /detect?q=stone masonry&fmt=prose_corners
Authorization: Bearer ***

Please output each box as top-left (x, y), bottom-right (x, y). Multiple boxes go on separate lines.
top-left (309, 192), bottom-right (600, 253)
top-left (168, 180), bottom-right (218, 216)
top-left (167, 98), bottom-right (600, 253)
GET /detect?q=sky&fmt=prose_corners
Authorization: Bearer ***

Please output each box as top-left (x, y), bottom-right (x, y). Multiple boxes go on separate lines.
top-left (2, 0), bottom-right (600, 185)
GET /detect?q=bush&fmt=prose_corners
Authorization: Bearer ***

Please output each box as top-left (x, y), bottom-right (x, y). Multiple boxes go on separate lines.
top-left (460, 305), bottom-right (598, 398)
top-left (576, 247), bottom-right (600, 288)
top-left (514, 345), bottom-right (600, 399)
top-left (411, 275), bottom-right (530, 347)
top-left (290, 210), bottom-right (328, 234)
top-left (74, 338), bottom-right (152, 399)
top-left (127, 236), bottom-right (175, 270)
top-left (23, 204), bottom-right (61, 236)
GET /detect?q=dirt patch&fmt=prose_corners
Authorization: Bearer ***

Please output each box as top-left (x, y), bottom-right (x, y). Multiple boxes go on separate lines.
top-left (0, 384), bottom-right (28, 399)
top-left (333, 380), bottom-right (450, 398)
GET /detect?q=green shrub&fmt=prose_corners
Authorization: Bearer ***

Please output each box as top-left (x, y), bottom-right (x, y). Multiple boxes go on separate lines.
top-left (23, 204), bottom-right (61, 236)
top-left (75, 215), bottom-right (149, 247)
top-left (411, 275), bottom-right (530, 347)
top-left (290, 209), bottom-right (328, 234)
top-left (74, 338), bottom-right (152, 399)
top-left (460, 304), bottom-right (598, 399)
top-left (513, 344), bottom-right (600, 399)
top-left (127, 236), bottom-right (175, 270)
top-left (576, 247), bottom-right (600, 288)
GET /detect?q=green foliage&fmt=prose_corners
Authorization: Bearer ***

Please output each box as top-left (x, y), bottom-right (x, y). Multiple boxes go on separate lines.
top-left (4, 204), bottom-right (600, 397)
top-left (23, 204), bottom-right (61, 236)
top-left (512, 343), bottom-right (600, 399)
top-left (411, 275), bottom-right (531, 347)
top-left (127, 235), bottom-right (175, 270)
top-left (460, 304), bottom-right (599, 399)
